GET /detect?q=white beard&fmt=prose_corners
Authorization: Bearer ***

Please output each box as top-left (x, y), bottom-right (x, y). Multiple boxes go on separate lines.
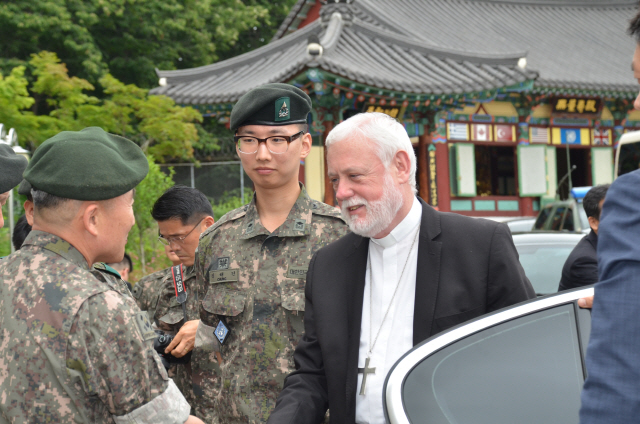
top-left (340, 173), bottom-right (404, 238)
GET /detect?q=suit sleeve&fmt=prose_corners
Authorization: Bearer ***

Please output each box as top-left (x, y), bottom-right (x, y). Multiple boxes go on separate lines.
top-left (486, 223), bottom-right (536, 310)
top-left (567, 255), bottom-right (599, 288)
top-left (267, 253), bottom-right (328, 424)
top-left (580, 170), bottom-right (640, 423)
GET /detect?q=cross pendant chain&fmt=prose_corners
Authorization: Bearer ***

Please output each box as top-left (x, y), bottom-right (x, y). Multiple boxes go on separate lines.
top-left (357, 356), bottom-right (376, 396)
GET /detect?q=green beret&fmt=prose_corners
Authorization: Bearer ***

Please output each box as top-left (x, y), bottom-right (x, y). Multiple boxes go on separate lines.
top-left (230, 83), bottom-right (312, 131)
top-left (17, 179), bottom-right (31, 196)
top-left (24, 127), bottom-right (149, 201)
top-left (0, 144), bottom-right (28, 193)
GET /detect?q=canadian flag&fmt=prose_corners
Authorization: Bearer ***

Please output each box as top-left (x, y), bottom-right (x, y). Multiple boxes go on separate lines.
top-left (495, 125), bottom-right (514, 142)
top-left (472, 124), bottom-right (490, 141)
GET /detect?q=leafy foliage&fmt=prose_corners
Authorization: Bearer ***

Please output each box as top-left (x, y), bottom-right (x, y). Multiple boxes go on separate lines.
top-left (2, 52), bottom-right (204, 162)
top-left (0, 0), bottom-right (271, 88)
top-left (127, 156), bottom-right (175, 275)
top-left (212, 189), bottom-right (254, 221)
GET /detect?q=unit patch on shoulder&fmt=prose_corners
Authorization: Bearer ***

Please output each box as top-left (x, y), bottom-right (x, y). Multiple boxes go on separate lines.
top-left (131, 284), bottom-right (142, 299)
top-left (134, 311), bottom-right (157, 341)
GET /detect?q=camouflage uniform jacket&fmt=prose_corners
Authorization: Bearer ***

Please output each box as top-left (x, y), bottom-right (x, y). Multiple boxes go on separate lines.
top-left (193, 185), bottom-right (349, 423)
top-left (153, 264), bottom-right (199, 409)
top-left (0, 231), bottom-right (190, 424)
top-left (133, 267), bottom-right (171, 320)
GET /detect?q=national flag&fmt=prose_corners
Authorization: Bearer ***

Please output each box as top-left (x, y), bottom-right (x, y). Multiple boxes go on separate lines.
top-left (530, 127), bottom-right (549, 143)
top-left (593, 129), bottom-right (611, 146)
top-left (447, 123), bottom-right (468, 140)
top-left (471, 124), bottom-right (491, 141)
top-left (561, 128), bottom-right (581, 145)
top-left (495, 125), bottom-right (515, 142)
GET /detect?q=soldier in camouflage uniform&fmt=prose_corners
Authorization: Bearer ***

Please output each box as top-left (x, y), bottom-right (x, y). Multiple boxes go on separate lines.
top-left (167, 83), bottom-right (349, 423)
top-left (0, 127), bottom-right (203, 424)
top-left (133, 186), bottom-right (215, 411)
top-left (133, 235), bottom-right (183, 316)
top-left (0, 143), bottom-right (28, 229)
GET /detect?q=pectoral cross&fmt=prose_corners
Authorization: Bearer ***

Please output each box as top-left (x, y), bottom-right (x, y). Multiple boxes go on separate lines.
top-left (357, 356), bottom-right (376, 396)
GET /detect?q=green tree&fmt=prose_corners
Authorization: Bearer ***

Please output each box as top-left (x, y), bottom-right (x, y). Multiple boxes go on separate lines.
top-left (3, 52), bottom-right (206, 161)
top-left (127, 156), bottom-right (175, 275)
top-left (0, 0), bottom-right (270, 88)
top-left (217, 0), bottom-right (300, 61)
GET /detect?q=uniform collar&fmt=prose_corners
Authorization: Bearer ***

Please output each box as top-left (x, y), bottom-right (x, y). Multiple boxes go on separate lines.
top-left (22, 230), bottom-right (90, 270)
top-left (240, 183), bottom-right (314, 239)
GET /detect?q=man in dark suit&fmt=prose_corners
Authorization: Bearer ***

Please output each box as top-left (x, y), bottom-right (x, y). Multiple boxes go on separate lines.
top-left (267, 112), bottom-right (535, 424)
top-left (558, 184), bottom-right (609, 292)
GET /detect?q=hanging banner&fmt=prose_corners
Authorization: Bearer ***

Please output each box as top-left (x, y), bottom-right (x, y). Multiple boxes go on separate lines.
top-left (428, 144), bottom-right (438, 207)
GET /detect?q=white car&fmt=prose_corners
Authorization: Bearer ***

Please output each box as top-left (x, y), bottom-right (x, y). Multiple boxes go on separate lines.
top-left (384, 286), bottom-right (593, 424)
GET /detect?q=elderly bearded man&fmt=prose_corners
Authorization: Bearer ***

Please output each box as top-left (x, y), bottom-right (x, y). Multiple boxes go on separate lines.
top-left (267, 112), bottom-right (535, 424)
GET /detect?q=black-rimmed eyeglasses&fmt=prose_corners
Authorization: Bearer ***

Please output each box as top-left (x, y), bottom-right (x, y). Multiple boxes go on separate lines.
top-left (235, 131), bottom-right (304, 155)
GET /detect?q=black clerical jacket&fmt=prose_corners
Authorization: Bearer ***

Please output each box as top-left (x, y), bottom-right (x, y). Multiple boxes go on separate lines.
top-left (267, 199), bottom-right (535, 424)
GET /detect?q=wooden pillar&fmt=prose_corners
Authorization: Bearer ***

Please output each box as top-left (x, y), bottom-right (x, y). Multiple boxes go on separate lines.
top-left (435, 142), bottom-right (451, 212)
top-left (323, 120), bottom-right (335, 206)
top-left (418, 128), bottom-right (430, 202)
top-left (519, 197), bottom-right (535, 217)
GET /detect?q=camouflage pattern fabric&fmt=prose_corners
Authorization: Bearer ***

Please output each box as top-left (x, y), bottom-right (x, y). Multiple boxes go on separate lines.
top-left (154, 264), bottom-right (199, 410)
top-left (133, 267), bottom-right (171, 321)
top-left (0, 230), bottom-right (189, 423)
top-left (92, 262), bottom-right (135, 299)
top-left (193, 185), bottom-right (348, 423)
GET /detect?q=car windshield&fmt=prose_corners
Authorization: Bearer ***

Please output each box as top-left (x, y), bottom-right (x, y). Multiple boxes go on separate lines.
top-left (577, 203), bottom-right (588, 230)
top-left (515, 243), bottom-right (577, 294)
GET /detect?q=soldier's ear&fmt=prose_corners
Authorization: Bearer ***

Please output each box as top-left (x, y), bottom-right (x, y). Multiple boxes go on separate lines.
top-left (82, 203), bottom-right (100, 237)
top-left (202, 216), bottom-right (215, 230)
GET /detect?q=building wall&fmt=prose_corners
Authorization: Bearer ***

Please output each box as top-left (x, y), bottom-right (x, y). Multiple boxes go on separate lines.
top-left (305, 145), bottom-right (325, 201)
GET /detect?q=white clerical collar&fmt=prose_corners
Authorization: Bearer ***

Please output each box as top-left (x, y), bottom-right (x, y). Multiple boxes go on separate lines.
top-left (370, 197), bottom-right (422, 249)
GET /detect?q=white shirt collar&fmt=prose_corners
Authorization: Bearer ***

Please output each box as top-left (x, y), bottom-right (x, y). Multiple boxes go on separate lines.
top-left (370, 197), bottom-right (422, 249)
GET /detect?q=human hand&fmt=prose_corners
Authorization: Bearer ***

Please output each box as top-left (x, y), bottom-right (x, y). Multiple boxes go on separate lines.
top-left (578, 295), bottom-right (593, 309)
top-left (165, 319), bottom-right (200, 357)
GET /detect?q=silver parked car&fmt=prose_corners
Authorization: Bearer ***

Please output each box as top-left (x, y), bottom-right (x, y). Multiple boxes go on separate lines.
top-left (384, 286), bottom-right (593, 424)
top-left (512, 232), bottom-right (585, 295)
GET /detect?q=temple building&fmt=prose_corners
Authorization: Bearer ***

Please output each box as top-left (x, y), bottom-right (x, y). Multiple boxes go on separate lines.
top-left (152, 0), bottom-right (638, 217)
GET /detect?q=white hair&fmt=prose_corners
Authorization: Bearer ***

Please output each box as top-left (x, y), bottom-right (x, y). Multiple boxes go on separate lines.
top-left (325, 112), bottom-right (417, 194)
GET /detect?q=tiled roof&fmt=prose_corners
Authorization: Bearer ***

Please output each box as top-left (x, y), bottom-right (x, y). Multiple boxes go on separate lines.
top-left (357, 0), bottom-right (638, 92)
top-left (152, 4), bottom-right (536, 104)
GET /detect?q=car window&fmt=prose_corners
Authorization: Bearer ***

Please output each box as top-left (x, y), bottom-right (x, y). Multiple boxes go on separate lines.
top-left (549, 206), bottom-right (566, 231)
top-left (534, 206), bottom-right (552, 230)
top-left (577, 203), bottom-right (588, 230)
top-left (401, 304), bottom-right (584, 424)
top-left (516, 243), bottom-right (577, 294)
top-left (563, 207), bottom-right (575, 231)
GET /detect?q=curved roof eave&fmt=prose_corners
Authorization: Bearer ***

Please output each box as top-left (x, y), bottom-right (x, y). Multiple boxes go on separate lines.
top-left (155, 20), bottom-right (322, 84)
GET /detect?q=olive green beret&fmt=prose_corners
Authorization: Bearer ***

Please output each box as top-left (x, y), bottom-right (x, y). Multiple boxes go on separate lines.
top-left (230, 83), bottom-right (312, 131)
top-left (0, 144), bottom-right (28, 193)
top-left (23, 127), bottom-right (149, 201)
top-left (17, 179), bottom-right (31, 196)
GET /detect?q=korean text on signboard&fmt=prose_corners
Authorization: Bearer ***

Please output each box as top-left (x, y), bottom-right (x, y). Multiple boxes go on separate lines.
top-left (552, 97), bottom-right (601, 115)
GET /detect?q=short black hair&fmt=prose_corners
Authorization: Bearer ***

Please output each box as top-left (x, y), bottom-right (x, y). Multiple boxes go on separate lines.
top-left (109, 252), bottom-right (133, 273)
top-left (151, 185), bottom-right (213, 225)
top-left (583, 184), bottom-right (610, 220)
top-left (629, 8), bottom-right (640, 43)
top-left (12, 215), bottom-right (32, 250)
